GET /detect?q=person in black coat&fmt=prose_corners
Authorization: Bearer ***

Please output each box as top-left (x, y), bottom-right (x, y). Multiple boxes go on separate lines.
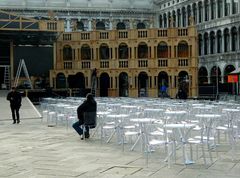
top-left (72, 93), bottom-right (97, 139)
top-left (7, 87), bottom-right (22, 124)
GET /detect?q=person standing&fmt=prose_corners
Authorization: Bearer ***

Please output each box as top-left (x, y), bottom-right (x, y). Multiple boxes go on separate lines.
top-left (7, 87), bottom-right (22, 124)
top-left (72, 93), bottom-right (97, 139)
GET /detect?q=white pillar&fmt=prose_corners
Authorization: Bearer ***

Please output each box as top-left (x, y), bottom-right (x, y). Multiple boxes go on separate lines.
top-left (88, 19), bottom-right (92, 31)
top-left (203, 1), bottom-right (206, 22)
top-left (230, 0), bottom-right (233, 15)
top-left (223, 0), bottom-right (226, 16)
top-left (66, 19), bottom-right (71, 32)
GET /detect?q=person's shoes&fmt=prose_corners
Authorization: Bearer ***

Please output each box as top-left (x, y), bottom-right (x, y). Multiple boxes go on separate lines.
top-left (12, 121), bottom-right (16, 124)
top-left (17, 120), bottom-right (20, 124)
top-left (85, 133), bottom-right (90, 139)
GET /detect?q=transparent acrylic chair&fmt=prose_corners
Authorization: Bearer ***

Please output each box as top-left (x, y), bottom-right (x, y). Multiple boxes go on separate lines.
top-left (143, 120), bottom-right (173, 168)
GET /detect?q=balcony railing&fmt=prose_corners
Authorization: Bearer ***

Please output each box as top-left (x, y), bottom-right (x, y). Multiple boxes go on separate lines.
top-left (138, 59), bottom-right (148, 67)
top-left (119, 59), bottom-right (128, 68)
top-left (138, 30), bottom-right (148, 38)
top-left (158, 29), bottom-right (168, 37)
top-left (178, 58), bottom-right (189, 66)
top-left (64, 61), bottom-right (72, 69)
top-left (178, 29), bottom-right (188, 36)
top-left (118, 31), bottom-right (128, 38)
top-left (100, 61), bottom-right (109, 68)
top-left (82, 61), bottom-right (91, 69)
top-left (60, 27), bottom-right (194, 41)
top-left (100, 32), bottom-right (109, 39)
top-left (158, 59), bottom-right (168, 67)
top-left (81, 32), bottom-right (90, 40)
top-left (63, 34), bottom-right (71, 40)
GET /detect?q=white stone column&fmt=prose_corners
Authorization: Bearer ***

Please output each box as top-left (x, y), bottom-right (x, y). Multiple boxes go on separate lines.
top-left (109, 20), bottom-right (113, 30)
top-left (236, 29), bottom-right (239, 51)
top-left (66, 18), bottom-right (71, 32)
top-left (216, 0), bottom-right (219, 18)
top-left (203, 1), bottom-right (206, 22)
top-left (239, 0), bottom-right (240, 14)
top-left (88, 19), bottom-right (92, 31)
top-left (166, 15), bottom-right (169, 28)
top-left (180, 10), bottom-right (183, 27)
top-left (222, 30), bottom-right (225, 53)
top-left (230, 0), bottom-right (233, 15)
top-left (197, 5), bottom-right (200, 23)
top-left (223, 0), bottom-right (226, 16)
top-left (230, 32), bottom-right (232, 51)
top-left (175, 10), bottom-right (179, 27)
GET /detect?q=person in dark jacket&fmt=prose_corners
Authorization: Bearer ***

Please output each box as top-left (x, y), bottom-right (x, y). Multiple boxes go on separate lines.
top-left (7, 87), bottom-right (22, 124)
top-left (72, 93), bottom-right (97, 139)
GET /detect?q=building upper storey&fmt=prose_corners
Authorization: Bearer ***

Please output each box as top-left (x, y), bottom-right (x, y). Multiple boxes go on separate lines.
top-left (0, 0), bottom-right (155, 10)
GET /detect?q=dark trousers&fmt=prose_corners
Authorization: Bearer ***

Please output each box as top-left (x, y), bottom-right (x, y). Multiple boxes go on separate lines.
top-left (72, 120), bottom-right (89, 136)
top-left (10, 106), bottom-right (20, 122)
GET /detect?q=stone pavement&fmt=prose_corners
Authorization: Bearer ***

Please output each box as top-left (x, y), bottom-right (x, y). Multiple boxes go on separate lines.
top-left (0, 95), bottom-right (240, 177)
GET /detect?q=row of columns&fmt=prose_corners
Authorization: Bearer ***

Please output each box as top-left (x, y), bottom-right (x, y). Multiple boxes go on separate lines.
top-left (199, 28), bottom-right (239, 55)
top-left (160, 0), bottom-right (240, 28)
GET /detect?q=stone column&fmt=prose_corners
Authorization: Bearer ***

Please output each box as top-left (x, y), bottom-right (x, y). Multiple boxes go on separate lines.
top-left (175, 10), bottom-right (179, 27)
top-left (229, 31), bottom-right (232, 51)
top-left (66, 18), bottom-right (71, 32)
top-left (88, 19), bottom-right (92, 31)
top-left (222, 30), bottom-right (225, 53)
top-left (223, 0), bottom-right (226, 16)
top-left (197, 4), bottom-right (200, 23)
top-left (203, 0), bottom-right (206, 22)
top-left (230, 0), bottom-right (233, 15)
top-left (216, 0), bottom-right (219, 18)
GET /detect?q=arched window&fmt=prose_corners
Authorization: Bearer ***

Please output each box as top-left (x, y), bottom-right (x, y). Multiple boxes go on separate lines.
top-left (159, 15), bottom-right (163, 28)
top-left (177, 9), bottom-right (181, 27)
top-left (81, 44), bottom-right (91, 60)
top-left (138, 43), bottom-right (148, 58)
top-left (187, 5), bottom-right (191, 26)
top-left (198, 1), bottom-right (203, 23)
top-left (233, 0), bottom-right (238, 14)
top-left (192, 3), bottom-right (197, 24)
top-left (210, 66), bottom-right (221, 84)
top-left (217, 30), bottom-right (222, 53)
top-left (204, 0), bottom-right (209, 21)
top-left (231, 27), bottom-right (237, 51)
top-left (204, 33), bottom-right (209, 55)
top-left (56, 73), bottom-right (66, 88)
top-left (178, 41), bottom-right (189, 57)
top-left (100, 44), bottom-right (109, 60)
top-left (225, 0), bottom-right (230, 16)
top-left (116, 22), bottom-right (126, 30)
top-left (224, 28), bottom-right (230, 52)
top-left (198, 67), bottom-right (208, 84)
top-left (182, 7), bottom-right (186, 27)
top-left (218, 0), bottom-right (223, 18)
top-left (96, 21), bottom-right (105, 30)
top-left (210, 31), bottom-right (215, 54)
top-left (224, 65), bottom-right (235, 83)
top-left (137, 22), bottom-right (146, 29)
top-left (63, 45), bottom-right (72, 60)
top-left (118, 43), bottom-right (128, 59)
top-left (211, 0), bottom-right (216, 19)
top-left (172, 11), bottom-right (176, 27)
top-left (157, 42), bottom-right (168, 58)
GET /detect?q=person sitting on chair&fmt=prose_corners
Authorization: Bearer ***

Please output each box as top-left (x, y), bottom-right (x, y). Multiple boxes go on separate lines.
top-left (72, 93), bottom-right (97, 139)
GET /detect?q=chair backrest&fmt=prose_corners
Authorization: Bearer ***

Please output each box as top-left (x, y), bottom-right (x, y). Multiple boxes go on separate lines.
top-left (83, 112), bottom-right (97, 128)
